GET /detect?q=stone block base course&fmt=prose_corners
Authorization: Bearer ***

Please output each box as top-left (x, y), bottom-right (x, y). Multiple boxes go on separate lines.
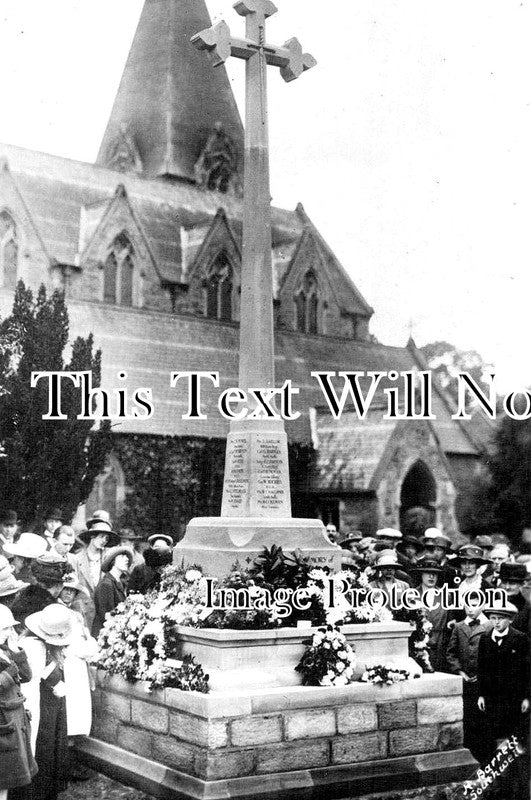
top-left (91, 671), bottom-right (467, 783)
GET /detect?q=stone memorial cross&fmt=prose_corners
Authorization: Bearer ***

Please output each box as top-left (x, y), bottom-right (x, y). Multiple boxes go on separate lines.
top-left (192, 2), bottom-right (315, 520)
top-left (176, 3), bottom-right (335, 573)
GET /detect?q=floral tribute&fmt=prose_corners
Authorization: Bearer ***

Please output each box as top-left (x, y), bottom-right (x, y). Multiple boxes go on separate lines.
top-left (393, 607), bottom-right (433, 673)
top-left (360, 664), bottom-right (411, 686)
top-left (94, 567), bottom-right (210, 692)
top-left (295, 625), bottom-right (356, 686)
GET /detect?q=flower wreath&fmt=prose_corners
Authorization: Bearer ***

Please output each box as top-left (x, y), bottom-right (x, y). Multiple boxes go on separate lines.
top-left (295, 625), bottom-right (356, 686)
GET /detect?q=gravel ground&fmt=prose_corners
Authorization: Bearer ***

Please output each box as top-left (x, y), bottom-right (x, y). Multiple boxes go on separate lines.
top-left (60, 772), bottom-right (154, 800)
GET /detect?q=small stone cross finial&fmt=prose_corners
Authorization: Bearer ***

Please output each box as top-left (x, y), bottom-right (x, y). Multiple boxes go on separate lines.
top-left (193, 21), bottom-right (232, 67)
top-left (281, 37), bottom-right (317, 82)
top-left (234, 0), bottom-right (278, 19)
top-left (192, 2), bottom-right (316, 84)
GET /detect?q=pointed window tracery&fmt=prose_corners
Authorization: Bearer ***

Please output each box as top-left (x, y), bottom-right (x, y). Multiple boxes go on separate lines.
top-left (0, 211), bottom-right (18, 289)
top-left (295, 270), bottom-right (319, 334)
top-left (204, 252), bottom-right (233, 321)
top-left (104, 232), bottom-right (135, 306)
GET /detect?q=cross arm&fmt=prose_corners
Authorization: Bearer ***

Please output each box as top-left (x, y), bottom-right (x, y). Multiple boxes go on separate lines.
top-left (192, 24), bottom-right (316, 82)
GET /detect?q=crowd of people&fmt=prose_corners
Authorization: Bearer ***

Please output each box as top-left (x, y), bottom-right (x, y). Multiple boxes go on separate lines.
top-left (0, 507), bottom-right (529, 799)
top-left (0, 507), bottom-right (173, 800)
top-left (330, 523), bottom-right (530, 796)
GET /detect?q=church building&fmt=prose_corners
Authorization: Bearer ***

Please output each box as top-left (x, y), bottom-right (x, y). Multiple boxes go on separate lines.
top-left (0, 0), bottom-right (487, 540)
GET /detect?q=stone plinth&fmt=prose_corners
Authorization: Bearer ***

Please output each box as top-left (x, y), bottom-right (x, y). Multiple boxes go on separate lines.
top-left (81, 672), bottom-right (476, 800)
top-left (173, 516), bottom-right (342, 577)
top-left (174, 622), bottom-right (415, 690)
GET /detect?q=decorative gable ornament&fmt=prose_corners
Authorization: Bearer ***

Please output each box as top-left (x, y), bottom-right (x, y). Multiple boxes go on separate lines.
top-left (105, 124), bottom-right (143, 175)
top-left (194, 123), bottom-right (242, 196)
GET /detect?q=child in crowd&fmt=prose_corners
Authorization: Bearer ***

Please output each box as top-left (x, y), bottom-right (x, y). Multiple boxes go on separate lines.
top-left (21, 604), bottom-right (74, 800)
top-left (477, 600), bottom-right (529, 761)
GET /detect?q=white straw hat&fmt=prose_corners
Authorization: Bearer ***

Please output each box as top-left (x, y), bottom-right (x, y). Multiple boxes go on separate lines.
top-left (25, 604), bottom-right (74, 646)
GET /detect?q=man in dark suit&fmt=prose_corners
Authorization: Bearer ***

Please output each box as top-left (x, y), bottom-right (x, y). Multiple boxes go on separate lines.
top-left (477, 600), bottom-right (530, 761)
top-left (499, 562), bottom-right (531, 637)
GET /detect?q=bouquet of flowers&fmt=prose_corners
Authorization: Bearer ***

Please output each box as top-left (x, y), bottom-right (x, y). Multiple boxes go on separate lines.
top-left (307, 568), bottom-right (392, 626)
top-left (393, 607), bottom-right (433, 673)
top-left (159, 564), bottom-right (210, 626)
top-left (199, 564), bottom-right (280, 629)
top-left (95, 594), bottom-right (152, 681)
top-left (144, 655), bottom-right (209, 694)
top-left (94, 587), bottom-right (210, 692)
top-left (360, 665), bottom-right (410, 686)
top-left (295, 625), bottom-right (356, 686)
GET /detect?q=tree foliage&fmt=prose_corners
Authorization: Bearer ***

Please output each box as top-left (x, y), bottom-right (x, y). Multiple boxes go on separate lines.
top-left (0, 281), bottom-right (113, 526)
top-left (114, 435), bottom-right (316, 540)
top-left (419, 340), bottom-right (493, 407)
top-left (486, 410), bottom-right (531, 543)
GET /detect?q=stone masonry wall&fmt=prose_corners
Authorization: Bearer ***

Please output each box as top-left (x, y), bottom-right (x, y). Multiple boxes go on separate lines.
top-left (92, 673), bottom-right (464, 782)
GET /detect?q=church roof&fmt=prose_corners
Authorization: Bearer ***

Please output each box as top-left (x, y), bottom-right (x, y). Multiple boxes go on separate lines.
top-left (0, 142), bottom-right (370, 318)
top-left (0, 142), bottom-right (299, 283)
top-left (96, 0), bottom-right (244, 183)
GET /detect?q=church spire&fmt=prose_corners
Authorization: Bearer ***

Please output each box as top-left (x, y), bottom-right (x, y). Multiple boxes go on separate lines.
top-left (96, 0), bottom-right (244, 188)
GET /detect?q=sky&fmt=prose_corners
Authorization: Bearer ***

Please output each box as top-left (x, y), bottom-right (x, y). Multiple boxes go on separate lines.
top-left (0, 0), bottom-right (529, 392)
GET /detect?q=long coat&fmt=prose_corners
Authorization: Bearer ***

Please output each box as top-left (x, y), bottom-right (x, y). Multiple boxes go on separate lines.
top-left (71, 547), bottom-right (102, 631)
top-left (477, 626), bottom-right (530, 740)
top-left (0, 646), bottom-right (37, 790)
top-left (92, 572), bottom-right (126, 637)
top-left (21, 636), bottom-right (68, 800)
top-left (446, 617), bottom-right (492, 678)
top-left (64, 608), bottom-right (98, 736)
top-left (10, 585), bottom-right (54, 625)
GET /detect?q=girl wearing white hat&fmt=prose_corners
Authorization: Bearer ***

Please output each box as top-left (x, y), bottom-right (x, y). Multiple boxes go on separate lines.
top-left (58, 578), bottom-right (98, 739)
top-left (0, 605), bottom-right (37, 800)
top-left (20, 604), bottom-right (74, 800)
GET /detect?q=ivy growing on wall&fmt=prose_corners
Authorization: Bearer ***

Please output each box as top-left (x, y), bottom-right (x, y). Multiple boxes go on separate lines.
top-left (112, 435), bottom-right (315, 540)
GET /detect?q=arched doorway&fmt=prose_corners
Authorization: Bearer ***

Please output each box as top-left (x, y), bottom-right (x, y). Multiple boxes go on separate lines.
top-left (399, 460), bottom-right (436, 529)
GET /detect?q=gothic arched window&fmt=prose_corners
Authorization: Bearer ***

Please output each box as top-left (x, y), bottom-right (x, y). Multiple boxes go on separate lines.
top-left (0, 211), bottom-right (18, 289)
top-left (204, 253), bottom-right (233, 321)
top-left (104, 232), bottom-right (135, 306)
top-left (295, 270), bottom-right (319, 334)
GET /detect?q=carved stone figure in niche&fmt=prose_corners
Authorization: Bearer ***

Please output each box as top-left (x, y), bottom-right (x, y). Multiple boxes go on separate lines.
top-left (194, 122), bottom-right (241, 195)
top-left (106, 124), bottom-right (143, 174)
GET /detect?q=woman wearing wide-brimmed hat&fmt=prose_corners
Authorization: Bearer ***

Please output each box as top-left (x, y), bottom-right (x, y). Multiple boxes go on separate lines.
top-left (20, 604), bottom-right (74, 800)
top-left (0, 556), bottom-right (28, 611)
top-left (409, 556), bottom-right (449, 672)
top-left (58, 577), bottom-right (97, 740)
top-left (21, 603), bottom-right (73, 800)
top-left (449, 545), bottom-right (491, 624)
top-left (71, 521), bottom-right (120, 632)
top-left (369, 551), bottom-right (410, 610)
top-left (0, 605), bottom-right (37, 800)
top-left (3, 532), bottom-right (48, 584)
top-left (91, 546), bottom-right (133, 637)
top-left (10, 552), bottom-right (70, 625)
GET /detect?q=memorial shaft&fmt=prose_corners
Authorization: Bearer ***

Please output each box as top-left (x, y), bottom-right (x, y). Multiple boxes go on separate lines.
top-left (239, 8), bottom-right (274, 391)
top-left (191, 0), bottom-right (316, 520)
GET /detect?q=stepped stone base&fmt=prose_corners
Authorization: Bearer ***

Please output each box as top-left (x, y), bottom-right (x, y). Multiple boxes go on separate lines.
top-left (82, 671), bottom-right (477, 799)
top-left (173, 517), bottom-right (342, 577)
